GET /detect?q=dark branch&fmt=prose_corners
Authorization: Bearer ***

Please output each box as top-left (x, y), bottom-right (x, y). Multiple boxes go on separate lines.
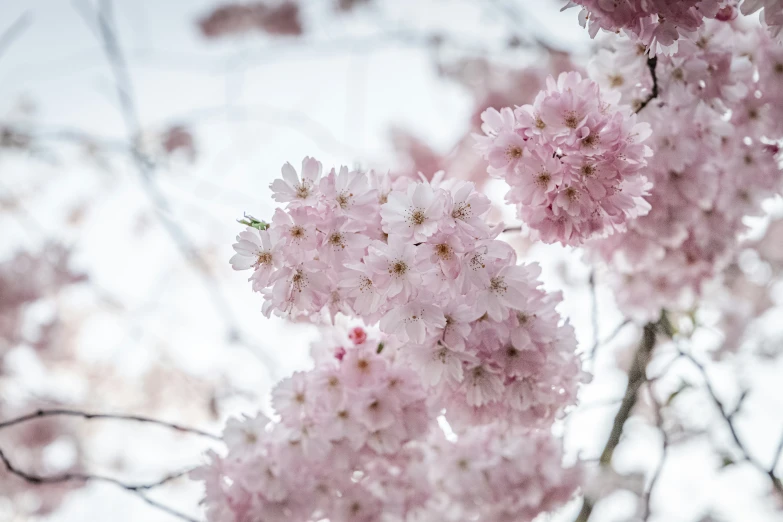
top-left (598, 323), bottom-right (657, 466)
top-left (487, 0), bottom-right (571, 54)
top-left (679, 351), bottom-right (783, 496)
top-left (635, 56), bottom-right (659, 114)
top-left (0, 408), bottom-right (221, 440)
top-left (574, 320), bottom-right (660, 522)
top-left (772, 430), bottom-right (783, 476)
top-left (642, 382), bottom-right (669, 520)
top-left (0, 447), bottom-right (199, 522)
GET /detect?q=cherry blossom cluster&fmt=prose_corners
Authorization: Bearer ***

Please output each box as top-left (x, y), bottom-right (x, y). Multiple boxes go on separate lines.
top-left (231, 159), bottom-right (585, 428)
top-left (191, 328), bottom-right (582, 522)
top-left (587, 19), bottom-right (783, 318)
top-left (565, 1), bottom-right (783, 52)
top-left (475, 71), bottom-right (652, 246)
top-left (564, 0), bottom-right (725, 53)
top-left (392, 53), bottom-right (580, 186)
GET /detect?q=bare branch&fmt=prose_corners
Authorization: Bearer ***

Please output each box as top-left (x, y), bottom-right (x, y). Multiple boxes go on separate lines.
top-left (0, 408), bottom-right (221, 440)
top-left (588, 270), bottom-right (599, 360)
top-left (487, 0), bottom-right (571, 54)
top-left (0, 447), bottom-right (199, 522)
top-left (772, 430), bottom-right (783, 475)
top-left (574, 321), bottom-right (659, 522)
top-left (598, 323), bottom-right (658, 466)
top-left (642, 386), bottom-right (669, 521)
top-left (679, 350), bottom-right (783, 496)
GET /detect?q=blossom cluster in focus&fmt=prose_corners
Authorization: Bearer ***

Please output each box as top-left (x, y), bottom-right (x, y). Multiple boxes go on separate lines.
top-left (475, 71), bottom-right (652, 246)
top-left (192, 327), bottom-right (582, 522)
top-left (230, 159), bottom-right (586, 428)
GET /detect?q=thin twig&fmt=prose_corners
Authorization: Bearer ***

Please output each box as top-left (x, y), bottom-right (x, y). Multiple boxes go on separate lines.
top-left (635, 56), bottom-right (659, 114)
top-left (642, 384), bottom-right (669, 520)
top-left (0, 447), bottom-right (199, 522)
top-left (487, 0), bottom-right (570, 54)
top-left (679, 350), bottom-right (783, 496)
top-left (588, 270), bottom-right (599, 359)
top-left (590, 319), bottom-right (632, 362)
top-left (0, 408), bottom-right (221, 440)
top-left (771, 430), bottom-right (783, 476)
top-left (570, 398), bottom-right (623, 414)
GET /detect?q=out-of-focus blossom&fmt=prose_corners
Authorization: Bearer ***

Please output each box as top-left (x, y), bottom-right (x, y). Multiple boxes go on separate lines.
top-left (198, 1), bottom-right (303, 39)
top-left (335, 0), bottom-right (372, 12)
top-left (161, 125), bottom-right (196, 161)
top-left (0, 244), bottom-right (86, 357)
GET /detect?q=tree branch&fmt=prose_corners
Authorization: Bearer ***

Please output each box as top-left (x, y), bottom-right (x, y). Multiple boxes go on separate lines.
top-left (635, 56), bottom-right (659, 114)
top-left (587, 270), bottom-right (599, 361)
top-left (0, 446), bottom-right (199, 522)
top-left (679, 351), bottom-right (783, 496)
top-left (0, 408), bottom-right (221, 440)
top-left (642, 383), bottom-right (669, 520)
top-left (574, 321), bottom-right (659, 522)
top-left (771, 430), bottom-right (783, 477)
top-left (0, 408), bottom-right (218, 520)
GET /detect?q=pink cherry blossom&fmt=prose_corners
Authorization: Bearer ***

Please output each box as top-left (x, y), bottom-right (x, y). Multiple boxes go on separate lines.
top-left (229, 227), bottom-right (282, 288)
top-left (380, 180), bottom-right (445, 242)
top-left (586, 21), bottom-right (783, 318)
top-left (193, 327), bottom-right (584, 522)
top-left (476, 71), bottom-right (652, 246)
top-left (269, 156), bottom-right (323, 207)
